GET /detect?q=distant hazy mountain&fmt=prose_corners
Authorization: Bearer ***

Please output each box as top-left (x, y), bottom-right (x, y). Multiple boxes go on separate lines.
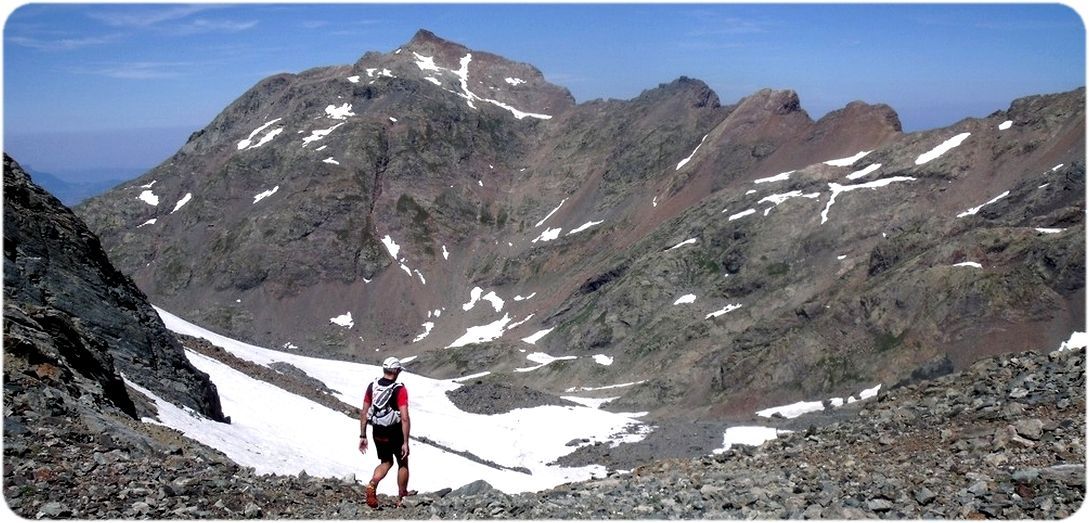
top-left (22, 165), bottom-right (134, 206)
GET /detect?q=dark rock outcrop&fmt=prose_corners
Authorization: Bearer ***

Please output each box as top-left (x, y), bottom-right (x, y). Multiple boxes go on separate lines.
top-left (4, 154), bottom-right (225, 421)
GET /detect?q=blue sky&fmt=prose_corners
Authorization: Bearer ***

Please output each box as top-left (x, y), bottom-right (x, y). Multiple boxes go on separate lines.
top-left (3, 3), bottom-right (1085, 181)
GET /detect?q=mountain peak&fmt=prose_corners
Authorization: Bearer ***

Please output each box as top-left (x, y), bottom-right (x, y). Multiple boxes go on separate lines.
top-left (402, 28), bottom-right (469, 57)
top-left (353, 29), bottom-right (575, 117)
top-left (740, 88), bottom-right (802, 115)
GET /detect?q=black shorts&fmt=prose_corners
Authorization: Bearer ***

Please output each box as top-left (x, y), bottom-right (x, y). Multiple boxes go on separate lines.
top-left (372, 424), bottom-right (406, 466)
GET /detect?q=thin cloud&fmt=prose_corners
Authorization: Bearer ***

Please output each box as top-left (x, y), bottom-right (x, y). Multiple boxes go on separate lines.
top-left (87, 5), bottom-right (216, 28)
top-left (85, 5), bottom-right (254, 35)
top-left (301, 20), bottom-right (330, 29)
top-left (69, 61), bottom-right (197, 80)
top-left (684, 12), bottom-right (767, 37)
top-left (168, 18), bottom-right (259, 35)
top-left (6, 33), bottom-right (122, 51)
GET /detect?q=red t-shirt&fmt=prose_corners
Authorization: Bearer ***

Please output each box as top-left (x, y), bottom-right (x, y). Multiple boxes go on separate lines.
top-left (363, 380), bottom-right (409, 409)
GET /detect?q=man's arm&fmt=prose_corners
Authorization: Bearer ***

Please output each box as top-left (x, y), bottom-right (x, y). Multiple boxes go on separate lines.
top-left (359, 386), bottom-right (371, 454)
top-left (399, 403), bottom-right (410, 458)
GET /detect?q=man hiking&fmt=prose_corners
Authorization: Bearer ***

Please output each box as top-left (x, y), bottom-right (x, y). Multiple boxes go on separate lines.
top-left (358, 356), bottom-right (412, 508)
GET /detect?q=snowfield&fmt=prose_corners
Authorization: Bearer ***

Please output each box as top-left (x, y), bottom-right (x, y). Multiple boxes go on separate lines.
top-left (152, 308), bottom-right (650, 495)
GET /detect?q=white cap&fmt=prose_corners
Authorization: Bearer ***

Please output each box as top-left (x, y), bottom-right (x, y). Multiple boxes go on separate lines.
top-left (382, 357), bottom-right (403, 372)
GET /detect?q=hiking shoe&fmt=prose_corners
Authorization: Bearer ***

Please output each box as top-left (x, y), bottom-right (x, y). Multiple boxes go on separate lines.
top-left (365, 484), bottom-right (378, 508)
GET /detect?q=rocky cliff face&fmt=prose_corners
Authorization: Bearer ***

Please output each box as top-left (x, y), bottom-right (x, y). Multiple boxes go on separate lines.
top-left (4, 154), bottom-right (225, 422)
top-left (75, 30), bottom-right (1085, 420)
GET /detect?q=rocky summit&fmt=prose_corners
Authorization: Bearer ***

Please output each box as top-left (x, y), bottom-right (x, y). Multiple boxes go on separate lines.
top-left (75, 30), bottom-right (1084, 421)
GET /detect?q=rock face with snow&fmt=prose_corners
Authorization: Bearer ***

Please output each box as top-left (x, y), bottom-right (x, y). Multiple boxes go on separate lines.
top-left (4, 154), bottom-right (225, 422)
top-left (75, 29), bottom-right (1084, 420)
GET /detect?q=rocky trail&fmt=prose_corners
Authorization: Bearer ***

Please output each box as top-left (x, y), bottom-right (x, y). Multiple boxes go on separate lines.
top-left (5, 341), bottom-right (1083, 519)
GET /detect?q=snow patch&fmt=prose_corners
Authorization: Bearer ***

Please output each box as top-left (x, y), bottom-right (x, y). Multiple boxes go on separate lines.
top-left (452, 371), bottom-right (492, 382)
top-left (592, 354), bottom-right (614, 366)
top-left (535, 198), bottom-right (567, 227)
top-left (482, 291), bottom-right (505, 312)
top-left (329, 312), bottom-right (354, 329)
top-left (504, 77), bottom-right (526, 86)
top-left (137, 219), bottom-right (157, 228)
top-left (237, 118), bottom-right (282, 150)
top-left (325, 103), bottom-right (354, 120)
top-left (753, 170), bottom-right (794, 184)
top-left (514, 293), bottom-right (536, 301)
top-left (705, 303), bottom-right (742, 319)
top-left (676, 134), bottom-right (709, 171)
top-left (424, 77), bottom-right (442, 86)
top-left (521, 328), bottom-right (554, 345)
top-left (322, 157), bottom-right (339, 165)
top-left (1055, 332), bottom-right (1088, 353)
top-left (845, 163), bottom-right (882, 180)
top-left (450, 54), bottom-right (551, 119)
top-left (914, 132), bottom-right (970, 165)
top-left (953, 262), bottom-right (983, 269)
top-left (447, 314), bottom-right (512, 348)
top-left (565, 381), bottom-right (647, 393)
top-left (666, 238), bottom-right (698, 251)
top-left (151, 308), bottom-right (647, 494)
top-left (301, 122), bottom-right (345, 147)
top-left (532, 227), bottom-right (562, 243)
top-left (412, 322), bottom-right (435, 343)
top-left (673, 294), bottom-right (696, 305)
top-left (515, 351), bottom-right (575, 372)
top-left (507, 314), bottom-right (534, 330)
top-left (998, 120), bottom-right (1013, 130)
top-left (381, 235), bottom-right (400, 260)
top-left (347, 75), bottom-right (360, 83)
top-left (728, 209), bottom-right (756, 221)
top-left (821, 177), bottom-right (917, 224)
top-left (412, 52), bottom-right (441, 72)
top-left (251, 128), bottom-right (283, 149)
top-left (757, 383), bottom-right (881, 418)
top-left (823, 150), bottom-right (871, 167)
top-left (253, 186), bottom-right (279, 204)
top-left (1036, 227), bottom-right (1065, 234)
top-left (757, 191), bottom-right (820, 216)
top-left (561, 396), bottom-right (617, 409)
top-left (170, 193), bottom-right (192, 214)
top-left (714, 426), bottom-right (792, 453)
top-left (138, 190), bottom-right (159, 206)
top-left (567, 220), bottom-right (603, 235)
top-left (956, 190), bottom-right (1010, 218)
top-left (442, 245), bottom-right (450, 260)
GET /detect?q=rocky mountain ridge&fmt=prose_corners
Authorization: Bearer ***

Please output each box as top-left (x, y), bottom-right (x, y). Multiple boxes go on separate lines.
top-left (75, 29), bottom-right (1085, 421)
